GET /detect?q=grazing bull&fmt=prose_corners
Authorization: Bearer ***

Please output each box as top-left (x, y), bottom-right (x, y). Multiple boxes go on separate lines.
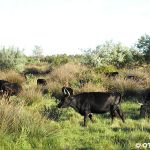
top-left (1, 82), bottom-right (22, 100)
top-left (58, 87), bottom-right (125, 126)
top-left (105, 72), bottom-right (119, 78)
top-left (37, 79), bottom-right (47, 86)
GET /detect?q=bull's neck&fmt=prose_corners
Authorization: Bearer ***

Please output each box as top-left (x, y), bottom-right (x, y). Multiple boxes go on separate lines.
top-left (70, 96), bottom-right (80, 112)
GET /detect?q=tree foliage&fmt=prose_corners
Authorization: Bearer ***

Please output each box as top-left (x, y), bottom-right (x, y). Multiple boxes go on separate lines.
top-left (136, 34), bottom-right (150, 63)
top-left (32, 45), bottom-right (43, 60)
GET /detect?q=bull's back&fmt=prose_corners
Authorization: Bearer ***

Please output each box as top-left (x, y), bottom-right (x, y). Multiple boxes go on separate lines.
top-left (76, 92), bottom-right (121, 113)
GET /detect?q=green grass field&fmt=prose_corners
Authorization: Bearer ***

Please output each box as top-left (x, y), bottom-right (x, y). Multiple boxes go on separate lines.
top-left (0, 63), bottom-right (150, 150)
top-left (1, 96), bottom-right (150, 150)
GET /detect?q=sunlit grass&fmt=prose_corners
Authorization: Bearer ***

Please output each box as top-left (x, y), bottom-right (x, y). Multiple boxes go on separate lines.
top-left (1, 65), bottom-right (150, 150)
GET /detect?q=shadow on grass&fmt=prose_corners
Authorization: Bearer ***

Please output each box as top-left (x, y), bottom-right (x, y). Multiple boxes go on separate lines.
top-left (125, 108), bottom-right (141, 120)
top-left (41, 105), bottom-right (63, 121)
top-left (23, 67), bottom-right (52, 76)
top-left (76, 147), bottom-right (94, 150)
top-left (112, 127), bottom-right (150, 133)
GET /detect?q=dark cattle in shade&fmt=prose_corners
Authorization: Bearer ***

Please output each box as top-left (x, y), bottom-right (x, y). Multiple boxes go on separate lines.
top-left (37, 79), bottom-right (47, 86)
top-left (145, 91), bottom-right (150, 103)
top-left (105, 72), bottom-right (119, 78)
top-left (138, 89), bottom-right (150, 118)
top-left (140, 105), bottom-right (150, 118)
top-left (0, 80), bottom-right (10, 96)
top-left (23, 68), bottom-right (52, 76)
top-left (23, 68), bottom-right (39, 76)
top-left (1, 82), bottom-right (22, 100)
top-left (58, 88), bottom-right (125, 126)
top-left (124, 75), bottom-right (144, 82)
top-left (141, 89), bottom-right (150, 105)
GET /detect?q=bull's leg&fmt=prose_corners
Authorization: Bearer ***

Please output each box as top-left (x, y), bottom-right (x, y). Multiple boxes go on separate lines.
top-left (110, 105), bottom-right (115, 123)
top-left (2, 91), bottom-right (7, 100)
top-left (0, 90), bottom-right (3, 99)
top-left (116, 107), bottom-right (125, 123)
top-left (84, 111), bottom-right (88, 127)
top-left (113, 110), bottom-right (118, 117)
top-left (88, 113), bottom-right (94, 123)
top-left (5, 91), bottom-right (10, 102)
top-left (7, 95), bottom-right (10, 102)
top-left (1, 93), bottom-right (4, 100)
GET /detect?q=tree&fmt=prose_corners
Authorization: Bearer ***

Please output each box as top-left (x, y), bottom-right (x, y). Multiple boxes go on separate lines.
top-left (32, 45), bottom-right (43, 60)
top-left (136, 34), bottom-right (150, 63)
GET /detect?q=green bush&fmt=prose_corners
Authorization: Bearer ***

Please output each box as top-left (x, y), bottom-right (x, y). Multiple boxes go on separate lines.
top-left (0, 47), bottom-right (27, 71)
top-left (44, 54), bottom-right (69, 66)
top-left (83, 41), bottom-right (137, 68)
top-left (26, 56), bottom-right (41, 65)
top-left (94, 65), bottom-right (117, 74)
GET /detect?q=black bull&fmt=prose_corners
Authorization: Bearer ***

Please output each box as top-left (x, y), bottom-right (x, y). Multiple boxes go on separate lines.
top-left (58, 88), bottom-right (125, 126)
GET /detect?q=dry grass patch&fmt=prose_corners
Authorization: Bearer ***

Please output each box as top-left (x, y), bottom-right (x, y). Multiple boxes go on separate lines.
top-left (105, 77), bottom-right (143, 92)
top-left (122, 68), bottom-right (150, 81)
top-left (0, 70), bottom-right (25, 84)
top-left (75, 82), bottom-right (106, 93)
top-left (50, 63), bottom-right (87, 85)
top-left (25, 62), bottom-right (49, 69)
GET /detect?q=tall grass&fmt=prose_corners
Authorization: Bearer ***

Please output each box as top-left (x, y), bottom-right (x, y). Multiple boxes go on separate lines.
top-left (50, 63), bottom-right (87, 85)
top-left (20, 86), bottom-right (43, 105)
top-left (1, 63), bottom-right (150, 149)
top-left (103, 68), bottom-right (150, 99)
top-left (0, 70), bottom-right (25, 84)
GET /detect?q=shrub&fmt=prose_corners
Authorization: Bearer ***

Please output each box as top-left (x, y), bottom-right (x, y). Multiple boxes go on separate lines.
top-left (44, 54), bottom-right (69, 66)
top-left (83, 41), bottom-right (137, 68)
top-left (41, 105), bottom-right (63, 121)
top-left (26, 56), bottom-right (41, 65)
top-left (0, 47), bottom-right (27, 71)
top-left (94, 65), bottom-right (117, 74)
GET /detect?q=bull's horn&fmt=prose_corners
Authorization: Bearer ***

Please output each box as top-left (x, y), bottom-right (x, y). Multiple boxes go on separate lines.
top-left (65, 88), bottom-right (70, 96)
top-left (63, 87), bottom-right (67, 94)
top-left (137, 102), bottom-right (143, 105)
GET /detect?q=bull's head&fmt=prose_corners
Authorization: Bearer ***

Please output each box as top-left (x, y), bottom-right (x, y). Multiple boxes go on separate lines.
top-left (58, 87), bottom-right (73, 108)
